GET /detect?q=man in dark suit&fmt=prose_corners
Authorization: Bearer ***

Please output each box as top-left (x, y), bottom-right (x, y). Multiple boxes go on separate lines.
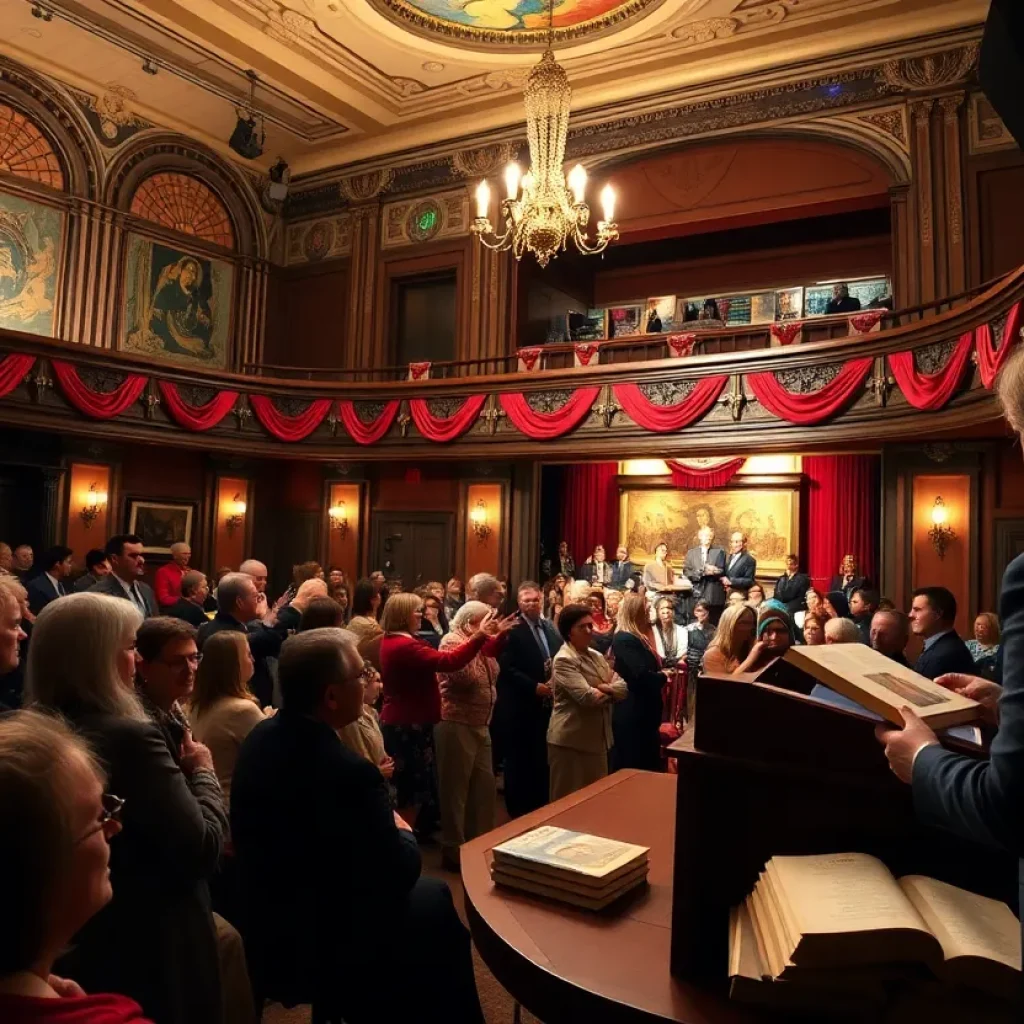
top-left (829, 554), bottom-right (869, 600)
top-left (722, 532), bottom-right (757, 597)
top-left (166, 570), bottom-right (210, 628)
top-left (774, 554), bottom-right (811, 614)
top-left (26, 545), bottom-right (74, 615)
top-left (870, 609), bottom-right (910, 667)
top-left (198, 572), bottom-right (286, 707)
top-left (608, 545), bottom-right (635, 591)
top-left (74, 548), bottom-right (112, 592)
top-left (91, 535), bottom-right (158, 618)
top-left (497, 581), bottom-right (562, 818)
top-left (579, 545), bottom-right (611, 586)
top-left (683, 527), bottom-right (727, 622)
top-left (909, 586), bottom-right (975, 680)
top-left (825, 282), bottom-right (862, 314)
top-left (850, 587), bottom-right (880, 645)
top-left (231, 628), bottom-right (484, 1023)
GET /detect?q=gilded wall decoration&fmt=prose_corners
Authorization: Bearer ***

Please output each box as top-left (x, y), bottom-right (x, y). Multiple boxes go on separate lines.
top-left (339, 169), bottom-right (393, 203)
top-left (0, 190), bottom-right (63, 337)
top-left (284, 213), bottom-right (353, 265)
top-left (879, 45), bottom-right (979, 92)
top-left (122, 233), bottom-right (234, 369)
top-left (450, 143), bottom-right (518, 179)
top-left (381, 189), bottom-right (470, 250)
top-left (857, 107), bottom-right (908, 146)
top-left (71, 85), bottom-right (151, 148)
top-left (968, 92), bottom-right (1016, 154)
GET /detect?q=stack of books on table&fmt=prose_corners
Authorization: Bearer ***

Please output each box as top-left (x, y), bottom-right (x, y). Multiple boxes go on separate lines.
top-left (490, 825), bottom-right (649, 910)
top-left (729, 852), bottom-right (1021, 1016)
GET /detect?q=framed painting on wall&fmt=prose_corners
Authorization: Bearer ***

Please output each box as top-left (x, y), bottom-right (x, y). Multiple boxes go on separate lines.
top-left (619, 482), bottom-right (800, 578)
top-left (126, 498), bottom-right (196, 556)
top-left (0, 190), bottom-right (64, 337)
top-left (121, 232), bottom-right (233, 368)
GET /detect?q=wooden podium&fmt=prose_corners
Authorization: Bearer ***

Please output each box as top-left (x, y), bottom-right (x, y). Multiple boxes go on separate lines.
top-left (666, 675), bottom-right (1017, 987)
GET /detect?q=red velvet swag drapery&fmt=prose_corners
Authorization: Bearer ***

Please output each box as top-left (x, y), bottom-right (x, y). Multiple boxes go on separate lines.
top-left (500, 387), bottom-right (601, 439)
top-left (0, 354), bottom-right (35, 397)
top-left (666, 457), bottom-right (746, 488)
top-left (612, 377), bottom-right (728, 433)
top-left (976, 301), bottom-right (1022, 388)
top-left (408, 395), bottom-right (487, 442)
top-left (888, 332), bottom-right (974, 411)
top-left (747, 359), bottom-right (873, 424)
top-left (804, 455), bottom-right (880, 591)
top-left (337, 399), bottom-right (400, 445)
top-left (157, 381), bottom-right (238, 431)
top-left (51, 361), bottom-right (148, 419)
top-left (558, 462), bottom-right (620, 567)
top-left (249, 395), bottom-right (332, 441)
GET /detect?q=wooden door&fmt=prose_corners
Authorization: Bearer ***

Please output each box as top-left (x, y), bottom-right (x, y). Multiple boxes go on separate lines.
top-left (371, 511), bottom-right (454, 592)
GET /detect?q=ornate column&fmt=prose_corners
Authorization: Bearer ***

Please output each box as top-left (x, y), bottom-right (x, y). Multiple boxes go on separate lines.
top-left (910, 99), bottom-right (937, 303)
top-left (888, 185), bottom-right (917, 308)
top-left (467, 244), bottom-right (512, 372)
top-left (939, 93), bottom-right (967, 296)
top-left (63, 200), bottom-right (123, 348)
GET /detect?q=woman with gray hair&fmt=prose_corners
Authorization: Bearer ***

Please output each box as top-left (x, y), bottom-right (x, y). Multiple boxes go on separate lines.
top-left (435, 600), bottom-right (502, 871)
top-left (24, 592), bottom-right (227, 1024)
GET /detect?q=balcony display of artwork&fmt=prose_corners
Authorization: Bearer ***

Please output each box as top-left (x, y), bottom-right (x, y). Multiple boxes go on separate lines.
top-left (642, 295), bottom-right (676, 334)
top-left (0, 190), bottom-right (63, 338)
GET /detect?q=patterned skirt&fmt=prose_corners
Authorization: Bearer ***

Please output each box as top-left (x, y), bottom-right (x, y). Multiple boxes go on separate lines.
top-left (382, 722), bottom-right (439, 837)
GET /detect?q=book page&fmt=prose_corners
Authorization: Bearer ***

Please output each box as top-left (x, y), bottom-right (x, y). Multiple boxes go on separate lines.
top-left (749, 887), bottom-right (789, 978)
top-left (765, 861), bottom-right (805, 954)
top-left (899, 876), bottom-right (1022, 970)
top-left (492, 825), bottom-right (649, 878)
top-left (772, 853), bottom-right (928, 937)
top-left (730, 904), bottom-right (768, 981)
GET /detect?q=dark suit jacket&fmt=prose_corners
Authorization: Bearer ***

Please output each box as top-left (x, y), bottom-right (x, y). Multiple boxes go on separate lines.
top-left (913, 630), bottom-right (976, 680)
top-left (90, 573), bottom-right (159, 617)
top-left (73, 571), bottom-right (103, 593)
top-left (683, 545), bottom-right (727, 607)
top-left (27, 573), bottom-right (65, 615)
top-left (774, 572), bottom-right (811, 613)
top-left (609, 560), bottom-right (635, 590)
top-left (829, 574), bottom-right (870, 599)
top-left (913, 553), bottom-right (1024, 941)
top-left (231, 711), bottom-right (421, 995)
top-left (580, 559), bottom-right (611, 585)
top-left (723, 551), bottom-right (757, 592)
top-left (610, 632), bottom-right (665, 772)
top-left (198, 612), bottom-right (286, 707)
top-left (497, 618), bottom-right (562, 736)
top-left (56, 713), bottom-right (226, 1024)
top-left (166, 598), bottom-right (208, 628)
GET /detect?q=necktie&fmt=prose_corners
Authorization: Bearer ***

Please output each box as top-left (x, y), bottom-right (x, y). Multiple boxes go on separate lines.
top-left (531, 620), bottom-right (551, 660)
top-left (57, 581), bottom-right (65, 598)
top-left (129, 584), bottom-right (146, 615)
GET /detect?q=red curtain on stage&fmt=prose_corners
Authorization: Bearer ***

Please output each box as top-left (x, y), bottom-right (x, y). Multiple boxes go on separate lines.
top-left (338, 399), bottom-right (400, 445)
top-left (0, 354), bottom-right (35, 397)
top-left (612, 377), bottom-right (727, 433)
top-left (409, 395), bottom-right (486, 442)
top-left (501, 387), bottom-right (600, 439)
top-left (804, 455), bottom-right (880, 591)
top-left (249, 395), bottom-right (332, 441)
top-left (976, 301), bottom-right (1022, 388)
top-left (558, 462), bottom-right (620, 566)
top-left (157, 381), bottom-right (238, 431)
top-left (888, 332), bottom-right (974, 411)
top-left (666, 457), bottom-right (746, 488)
top-left (747, 359), bottom-right (872, 424)
top-left (51, 361), bottom-right (148, 419)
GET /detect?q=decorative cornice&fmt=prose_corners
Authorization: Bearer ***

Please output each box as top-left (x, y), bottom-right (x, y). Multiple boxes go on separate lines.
top-left (879, 44), bottom-right (979, 92)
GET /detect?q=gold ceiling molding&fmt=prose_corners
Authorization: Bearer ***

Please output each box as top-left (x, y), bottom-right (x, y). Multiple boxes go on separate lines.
top-left (879, 44), bottom-right (979, 92)
top-left (285, 212), bottom-right (353, 265)
top-left (339, 168), bottom-right (394, 202)
top-left (450, 142), bottom-right (518, 179)
top-left (381, 189), bottom-right (470, 250)
top-left (669, 17), bottom-right (739, 43)
top-left (967, 91), bottom-right (1015, 155)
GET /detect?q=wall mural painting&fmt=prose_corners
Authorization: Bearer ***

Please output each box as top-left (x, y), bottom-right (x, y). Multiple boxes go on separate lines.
top-left (398, 0), bottom-right (640, 33)
top-left (122, 233), bottom-right (233, 369)
top-left (621, 486), bottom-right (799, 577)
top-left (0, 190), bottom-right (63, 337)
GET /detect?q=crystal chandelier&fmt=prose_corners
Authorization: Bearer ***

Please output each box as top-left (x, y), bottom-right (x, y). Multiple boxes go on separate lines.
top-left (470, 0), bottom-right (618, 267)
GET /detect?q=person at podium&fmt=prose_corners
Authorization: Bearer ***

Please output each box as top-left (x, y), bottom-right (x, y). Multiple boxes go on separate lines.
top-left (877, 347), bottom-right (1024, 945)
top-left (642, 542), bottom-right (674, 600)
top-left (683, 527), bottom-right (727, 623)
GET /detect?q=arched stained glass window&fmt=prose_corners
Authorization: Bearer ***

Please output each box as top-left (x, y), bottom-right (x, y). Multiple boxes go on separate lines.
top-left (0, 104), bottom-right (64, 189)
top-left (130, 172), bottom-right (234, 248)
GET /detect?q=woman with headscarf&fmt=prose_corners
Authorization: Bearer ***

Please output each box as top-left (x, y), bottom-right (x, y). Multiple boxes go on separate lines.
top-left (740, 603), bottom-right (795, 673)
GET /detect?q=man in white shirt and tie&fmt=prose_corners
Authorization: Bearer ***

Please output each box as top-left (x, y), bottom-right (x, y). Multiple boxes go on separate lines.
top-left (722, 532), bottom-right (757, 596)
top-left (90, 534), bottom-right (158, 618)
top-left (683, 527), bottom-right (727, 623)
top-left (26, 545), bottom-right (74, 616)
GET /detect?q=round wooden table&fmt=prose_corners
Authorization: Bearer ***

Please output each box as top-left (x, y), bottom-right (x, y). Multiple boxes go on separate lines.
top-left (461, 770), bottom-right (757, 1024)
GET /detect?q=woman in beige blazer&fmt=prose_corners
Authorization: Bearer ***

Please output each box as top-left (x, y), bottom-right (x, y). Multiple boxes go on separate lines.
top-left (547, 604), bottom-right (627, 801)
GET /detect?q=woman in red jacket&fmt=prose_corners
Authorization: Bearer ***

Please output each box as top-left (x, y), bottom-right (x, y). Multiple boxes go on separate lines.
top-left (379, 591), bottom-right (514, 841)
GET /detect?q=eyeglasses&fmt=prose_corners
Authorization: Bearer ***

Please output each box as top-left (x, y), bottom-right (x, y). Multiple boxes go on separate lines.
top-left (76, 793), bottom-right (124, 844)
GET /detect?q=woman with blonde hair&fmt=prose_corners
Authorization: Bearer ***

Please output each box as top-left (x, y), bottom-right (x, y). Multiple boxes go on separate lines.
top-left (24, 593), bottom-right (226, 1024)
top-left (379, 591), bottom-right (515, 840)
top-left (610, 593), bottom-right (669, 771)
top-left (435, 600), bottom-right (502, 870)
top-left (702, 602), bottom-right (757, 675)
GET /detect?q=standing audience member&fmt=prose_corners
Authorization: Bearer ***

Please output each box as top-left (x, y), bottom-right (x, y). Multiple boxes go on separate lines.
top-left (299, 596), bottom-right (345, 632)
top-left (587, 589), bottom-right (615, 653)
top-left (444, 578), bottom-right (464, 621)
top-left (238, 559), bottom-right (269, 600)
top-left (850, 587), bottom-right (880, 644)
top-left (379, 593), bottom-right (511, 841)
top-left (25, 593), bottom-right (226, 1024)
top-left (609, 545), bottom-right (635, 591)
top-left (336, 662), bottom-right (393, 782)
top-left (12, 544), bottom-right (34, 582)
top-left (153, 543), bottom-right (192, 610)
top-left (274, 578), bottom-right (329, 633)
top-left (610, 593), bottom-right (669, 772)
top-left (580, 545), bottom-right (611, 585)
top-left (830, 554), bottom-right (869, 600)
top-left (722, 532), bottom-right (757, 596)
top-left (643, 541), bottom-right (674, 600)
top-left (801, 613), bottom-right (825, 646)
top-left (231, 629), bottom-right (486, 1023)
top-left (332, 583), bottom-right (351, 624)
top-left (774, 555), bottom-right (811, 614)
top-left (702, 603), bottom-right (756, 675)
top-left (199, 572), bottom-right (287, 708)
top-left (684, 528), bottom-right (727, 623)
top-left (347, 578), bottom-right (385, 668)
top-left (417, 591), bottom-right (446, 649)
top-left (825, 618), bottom-right (863, 644)
top-left (909, 587), bottom-right (975, 680)
top-left (74, 548), bottom-right (112, 592)
top-left (684, 600), bottom-right (715, 679)
top-left (91, 536), bottom-right (157, 618)
top-left (0, 710), bottom-right (155, 1023)
top-left (435, 601), bottom-right (501, 871)
top-left (497, 582), bottom-right (562, 817)
top-left (166, 570), bottom-right (210, 627)
top-left (326, 567), bottom-right (348, 599)
top-left (547, 604), bottom-right (626, 800)
top-left (870, 609), bottom-right (910, 665)
top-left (466, 572), bottom-right (503, 609)
top-left (543, 575), bottom-right (567, 623)
top-left (653, 596), bottom-right (688, 668)
top-left (26, 545), bottom-right (73, 615)
top-left (0, 576), bottom-right (28, 709)
top-left (556, 540), bottom-right (575, 579)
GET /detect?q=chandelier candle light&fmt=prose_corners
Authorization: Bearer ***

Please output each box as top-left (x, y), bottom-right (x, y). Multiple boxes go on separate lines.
top-left (471, 0), bottom-right (618, 267)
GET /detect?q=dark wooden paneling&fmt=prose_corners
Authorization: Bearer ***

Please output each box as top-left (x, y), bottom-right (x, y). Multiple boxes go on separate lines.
top-left (264, 260), bottom-right (350, 369)
top-left (967, 150), bottom-right (1024, 286)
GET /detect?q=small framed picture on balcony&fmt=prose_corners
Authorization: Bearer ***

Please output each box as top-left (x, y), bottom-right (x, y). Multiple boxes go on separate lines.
top-left (608, 304), bottom-right (643, 338)
top-left (642, 295), bottom-right (676, 334)
top-left (567, 308), bottom-right (606, 342)
top-left (775, 286), bottom-right (804, 321)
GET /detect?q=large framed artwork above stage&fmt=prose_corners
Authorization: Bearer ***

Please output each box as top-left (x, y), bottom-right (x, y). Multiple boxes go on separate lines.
top-left (121, 233), bottom-right (234, 369)
top-left (619, 476), bottom-right (801, 578)
top-left (0, 190), bottom-right (64, 337)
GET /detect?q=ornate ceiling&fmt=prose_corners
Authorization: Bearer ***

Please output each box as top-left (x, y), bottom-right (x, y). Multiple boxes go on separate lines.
top-left (0, 0), bottom-right (987, 176)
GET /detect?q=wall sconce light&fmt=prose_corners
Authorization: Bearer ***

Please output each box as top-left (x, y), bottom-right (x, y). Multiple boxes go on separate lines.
top-left (329, 500), bottom-right (349, 539)
top-left (928, 496), bottom-right (955, 559)
top-left (79, 483), bottom-right (107, 529)
top-left (470, 498), bottom-right (492, 541)
top-left (225, 493), bottom-right (247, 535)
